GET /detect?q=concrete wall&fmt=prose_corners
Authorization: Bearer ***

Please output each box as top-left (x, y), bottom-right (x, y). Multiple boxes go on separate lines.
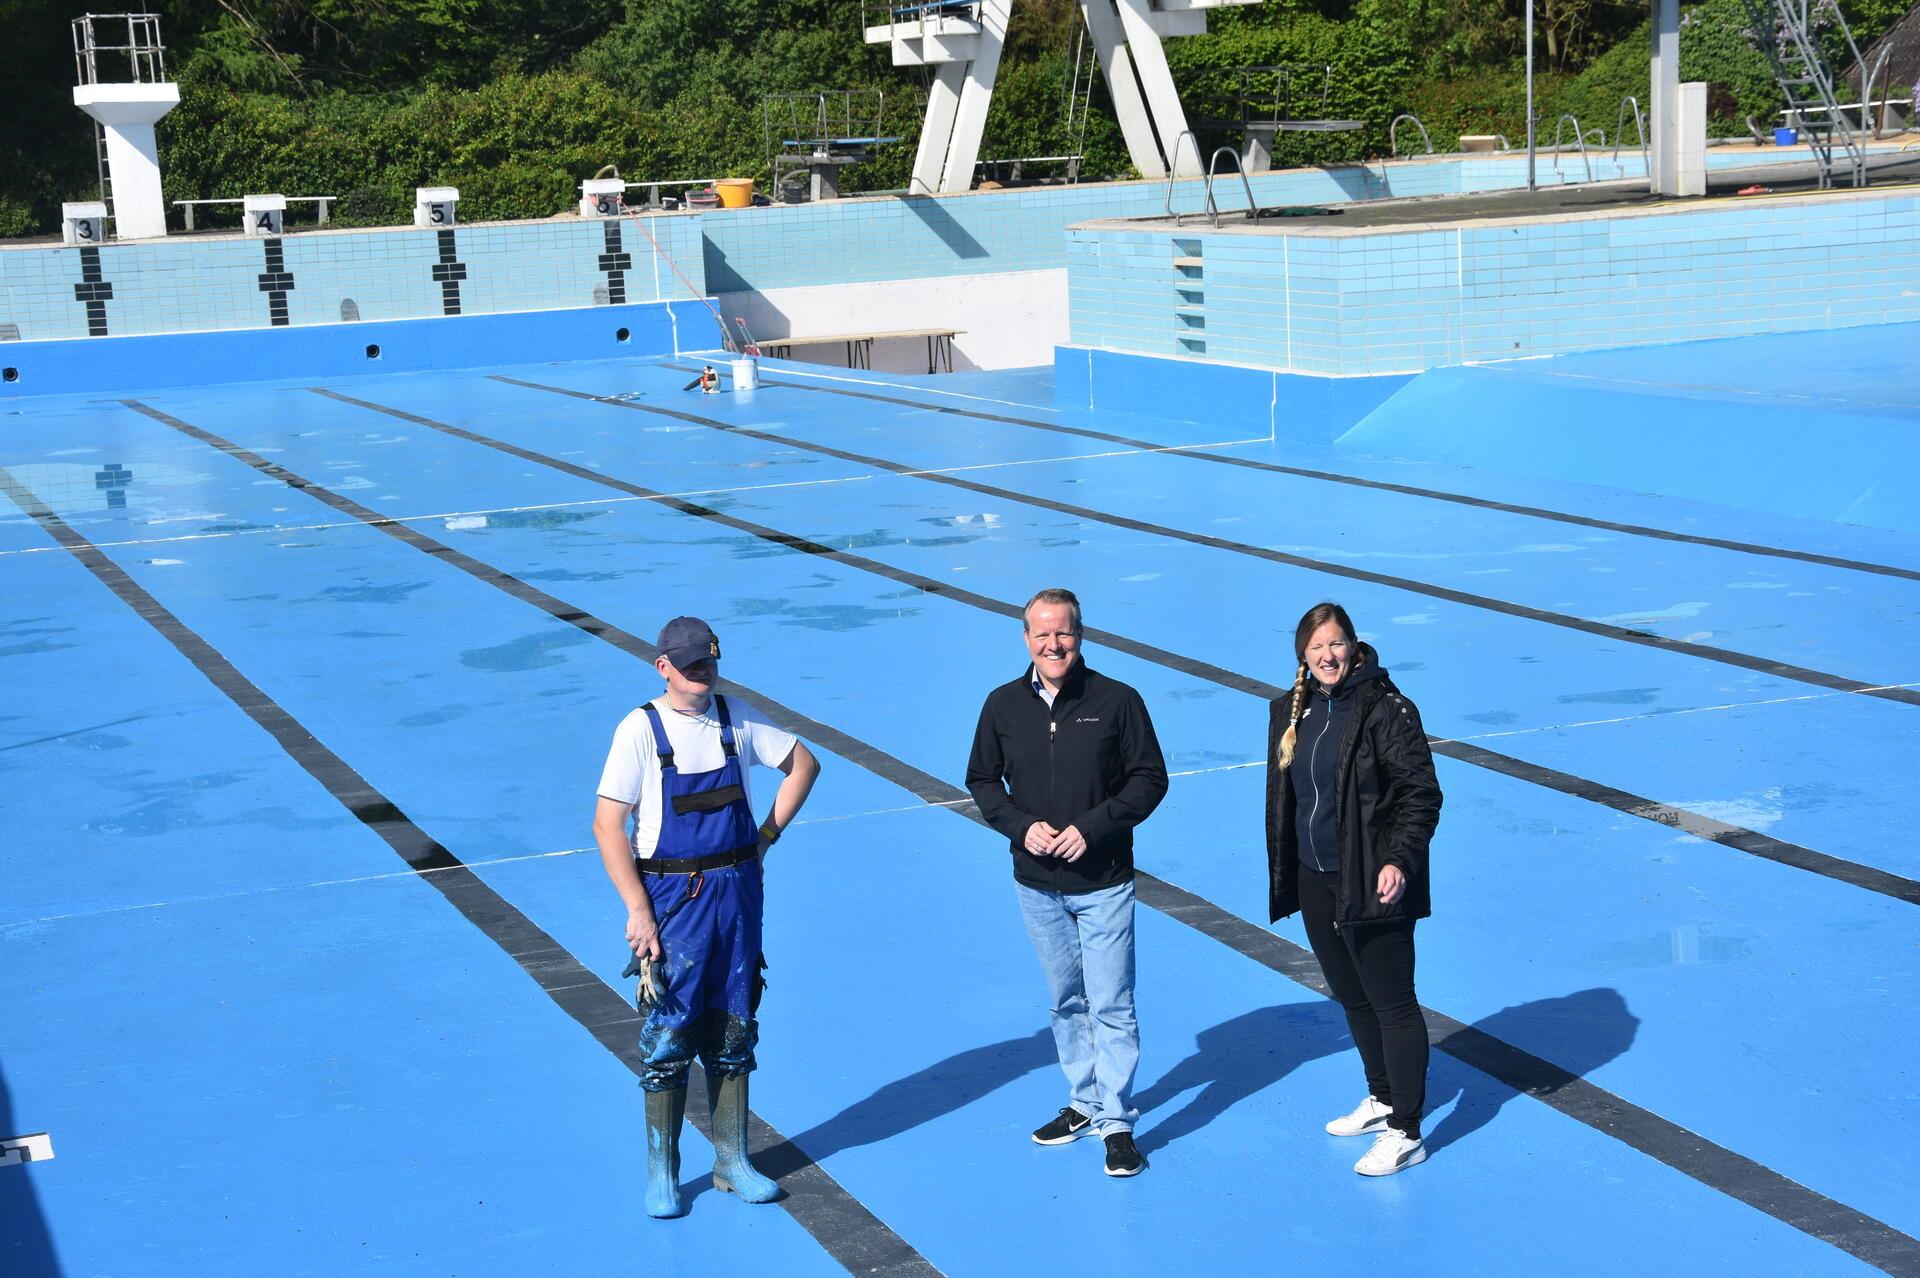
top-left (717, 268), bottom-right (1066, 372)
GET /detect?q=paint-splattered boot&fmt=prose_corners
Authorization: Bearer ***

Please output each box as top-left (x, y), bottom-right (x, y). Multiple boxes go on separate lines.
top-left (707, 1073), bottom-right (781, 1203)
top-left (644, 1087), bottom-right (687, 1218)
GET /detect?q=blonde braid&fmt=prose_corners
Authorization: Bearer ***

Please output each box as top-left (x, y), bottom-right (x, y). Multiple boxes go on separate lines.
top-left (1274, 661), bottom-right (1309, 770)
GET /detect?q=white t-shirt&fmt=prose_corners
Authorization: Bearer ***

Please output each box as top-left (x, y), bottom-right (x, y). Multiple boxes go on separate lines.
top-left (597, 695), bottom-right (799, 858)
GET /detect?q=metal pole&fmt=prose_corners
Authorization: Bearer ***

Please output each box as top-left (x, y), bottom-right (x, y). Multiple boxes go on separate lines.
top-left (1526, 0), bottom-right (1536, 190)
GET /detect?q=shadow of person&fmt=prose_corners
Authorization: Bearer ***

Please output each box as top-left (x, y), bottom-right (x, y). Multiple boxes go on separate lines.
top-left (0, 1060), bottom-right (62, 1276)
top-left (756, 1029), bottom-right (1057, 1178)
top-left (1134, 1002), bottom-right (1353, 1156)
top-left (1423, 987), bottom-right (1640, 1157)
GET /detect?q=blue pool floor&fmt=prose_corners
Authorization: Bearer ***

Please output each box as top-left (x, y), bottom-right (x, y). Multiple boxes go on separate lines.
top-left (2, 332), bottom-right (1919, 1276)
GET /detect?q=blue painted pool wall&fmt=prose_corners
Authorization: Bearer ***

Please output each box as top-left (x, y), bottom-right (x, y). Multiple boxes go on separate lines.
top-left (1068, 188), bottom-right (1920, 375)
top-left (0, 300), bottom-right (685, 399)
top-left (1055, 344), bottom-right (1412, 442)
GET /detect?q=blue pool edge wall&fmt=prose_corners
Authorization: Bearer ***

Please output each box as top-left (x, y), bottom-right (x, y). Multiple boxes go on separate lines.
top-left (1055, 344), bottom-right (1414, 442)
top-left (0, 299), bottom-right (694, 399)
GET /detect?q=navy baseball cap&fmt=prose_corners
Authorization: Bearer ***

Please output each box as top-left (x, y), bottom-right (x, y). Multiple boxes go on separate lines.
top-left (657, 616), bottom-right (720, 668)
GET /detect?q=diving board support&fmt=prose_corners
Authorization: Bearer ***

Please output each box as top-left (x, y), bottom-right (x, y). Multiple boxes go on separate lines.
top-left (1114, 0), bottom-right (1201, 177)
top-left (1080, 0), bottom-right (1166, 180)
top-left (912, 64), bottom-right (968, 193)
top-left (885, 0), bottom-right (1254, 190)
top-left (938, 0), bottom-right (1012, 193)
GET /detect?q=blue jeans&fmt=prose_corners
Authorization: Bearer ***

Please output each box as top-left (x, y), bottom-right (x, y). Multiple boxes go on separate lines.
top-left (1016, 878), bottom-right (1139, 1136)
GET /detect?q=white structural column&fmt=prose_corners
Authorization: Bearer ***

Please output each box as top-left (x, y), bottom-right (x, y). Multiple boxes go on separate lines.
top-left (1649, 0), bottom-right (1680, 194)
top-left (1114, 0), bottom-right (1201, 176)
top-left (1676, 80), bottom-right (1707, 196)
top-left (937, 0), bottom-right (1013, 192)
top-left (72, 82), bottom-right (181, 240)
top-left (1080, 0), bottom-right (1166, 179)
top-left (912, 63), bottom-right (969, 194)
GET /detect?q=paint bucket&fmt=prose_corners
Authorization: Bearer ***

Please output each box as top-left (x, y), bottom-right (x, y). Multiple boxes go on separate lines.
top-left (731, 357), bottom-right (760, 391)
top-left (715, 178), bottom-right (755, 209)
top-left (1774, 127), bottom-right (1798, 146)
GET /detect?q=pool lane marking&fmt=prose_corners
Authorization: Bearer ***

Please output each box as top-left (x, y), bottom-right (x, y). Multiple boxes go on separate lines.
top-left (495, 374), bottom-right (1920, 709)
top-left (57, 426), bottom-right (1920, 1277)
top-left (300, 387), bottom-right (1920, 908)
top-left (4, 458), bottom-right (941, 1278)
top-left (674, 363), bottom-right (1920, 585)
top-left (0, 434), bottom-right (1251, 564)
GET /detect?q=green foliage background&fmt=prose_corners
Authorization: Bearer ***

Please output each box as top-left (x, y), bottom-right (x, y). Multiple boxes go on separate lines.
top-left (1, 0), bottom-right (1910, 237)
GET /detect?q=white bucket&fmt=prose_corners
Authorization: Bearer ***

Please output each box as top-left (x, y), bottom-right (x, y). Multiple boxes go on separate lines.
top-left (731, 357), bottom-right (760, 391)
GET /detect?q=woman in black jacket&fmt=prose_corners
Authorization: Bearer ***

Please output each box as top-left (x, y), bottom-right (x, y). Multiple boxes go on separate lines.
top-left (1266, 601), bottom-right (1443, 1176)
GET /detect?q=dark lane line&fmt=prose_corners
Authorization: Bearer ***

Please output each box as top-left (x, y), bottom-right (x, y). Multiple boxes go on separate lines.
top-left (496, 374), bottom-right (1920, 709)
top-left (308, 386), bottom-right (1920, 908)
top-left (83, 410), bottom-right (1920, 1276)
top-left (61, 426), bottom-right (938, 1278)
top-left (687, 363), bottom-right (1920, 584)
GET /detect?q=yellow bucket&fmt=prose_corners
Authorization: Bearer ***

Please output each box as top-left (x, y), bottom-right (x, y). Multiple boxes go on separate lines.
top-left (715, 178), bottom-right (755, 209)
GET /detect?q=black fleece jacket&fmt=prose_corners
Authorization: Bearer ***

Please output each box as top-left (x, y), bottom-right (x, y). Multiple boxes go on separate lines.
top-left (1265, 647), bottom-right (1443, 925)
top-left (966, 660), bottom-right (1169, 893)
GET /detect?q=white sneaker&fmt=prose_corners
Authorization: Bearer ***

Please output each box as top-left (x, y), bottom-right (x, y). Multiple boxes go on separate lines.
top-left (1354, 1129), bottom-right (1427, 1177)
top-left (1324, 1096), bottom-right (1392, 1137)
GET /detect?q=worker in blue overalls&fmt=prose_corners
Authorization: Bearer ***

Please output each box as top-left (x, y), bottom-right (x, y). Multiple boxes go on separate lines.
top-left (592, 616), bottom-right (822, 1218)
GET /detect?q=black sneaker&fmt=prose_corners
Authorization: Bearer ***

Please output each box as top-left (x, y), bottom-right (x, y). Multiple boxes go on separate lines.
top-left (1031, 1106), bottom-right (1094, 1145)
top-left (1103, 1131), bottom-right (1145, 1177)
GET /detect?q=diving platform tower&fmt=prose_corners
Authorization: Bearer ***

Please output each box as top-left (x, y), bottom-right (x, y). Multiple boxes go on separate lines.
top-left (71, 13), bottom-right (180, 240)
top-left (868, 0), bottom-right (1260, 194)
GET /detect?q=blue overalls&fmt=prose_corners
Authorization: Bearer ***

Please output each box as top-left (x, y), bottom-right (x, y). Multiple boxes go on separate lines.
top-left (631, 695), bottom-right (767, 1093)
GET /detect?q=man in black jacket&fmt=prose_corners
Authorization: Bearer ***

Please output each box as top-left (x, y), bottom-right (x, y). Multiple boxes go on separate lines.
top-left (966, 587), bottom-right (1169, 1178)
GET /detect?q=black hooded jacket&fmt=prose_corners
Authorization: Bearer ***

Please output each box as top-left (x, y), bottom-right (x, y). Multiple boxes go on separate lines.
top-left (967, 660), bottom-right (1169, 893)
top-left (1265, 645), bottom-right (1443, 925)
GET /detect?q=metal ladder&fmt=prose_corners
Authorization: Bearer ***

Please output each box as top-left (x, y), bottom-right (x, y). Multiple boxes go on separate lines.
top-left (94, 121), bottom-right (114, 216)
top-left (1061, 15), bottom-right (1095, 181)
top-left (1739, 0), bottom-right (1867, 188)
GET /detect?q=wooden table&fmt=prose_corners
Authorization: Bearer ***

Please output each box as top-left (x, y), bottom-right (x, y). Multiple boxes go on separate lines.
top-left (760, 327), bottom-right (962, 373)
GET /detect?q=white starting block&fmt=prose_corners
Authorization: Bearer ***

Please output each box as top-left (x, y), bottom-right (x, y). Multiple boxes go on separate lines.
top-left (579, 177), bottom-right (625, 218)
top-left (61, 201), bottom-right (108, 246)
top-left (242, 193), bottom-right (286, 237)
top-left (414, 186), bottom-right (460, 227)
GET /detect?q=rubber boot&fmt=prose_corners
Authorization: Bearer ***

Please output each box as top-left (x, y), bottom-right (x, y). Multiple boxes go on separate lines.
top-left (644, 1087), bottom-right (687, 1219)
top-left (707, 1073), bottom-right (781, 1203)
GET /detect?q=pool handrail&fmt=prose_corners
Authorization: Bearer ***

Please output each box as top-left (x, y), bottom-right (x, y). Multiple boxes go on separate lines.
top-left (1164, 131), bottom-right (1203, 223)
top-left (1203, 145), bottom-right (1257, 228)
top-left (1613, 95), bottom-right (1649, 173)
top-left (1390, 113), bottom-right (1434, 158)
top-left (1551, 114), bottom-right (1594, 183)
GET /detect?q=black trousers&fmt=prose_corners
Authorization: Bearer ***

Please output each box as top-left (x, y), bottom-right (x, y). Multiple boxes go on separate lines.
top-left (1297, 866), bottom-right (1427, 1138)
